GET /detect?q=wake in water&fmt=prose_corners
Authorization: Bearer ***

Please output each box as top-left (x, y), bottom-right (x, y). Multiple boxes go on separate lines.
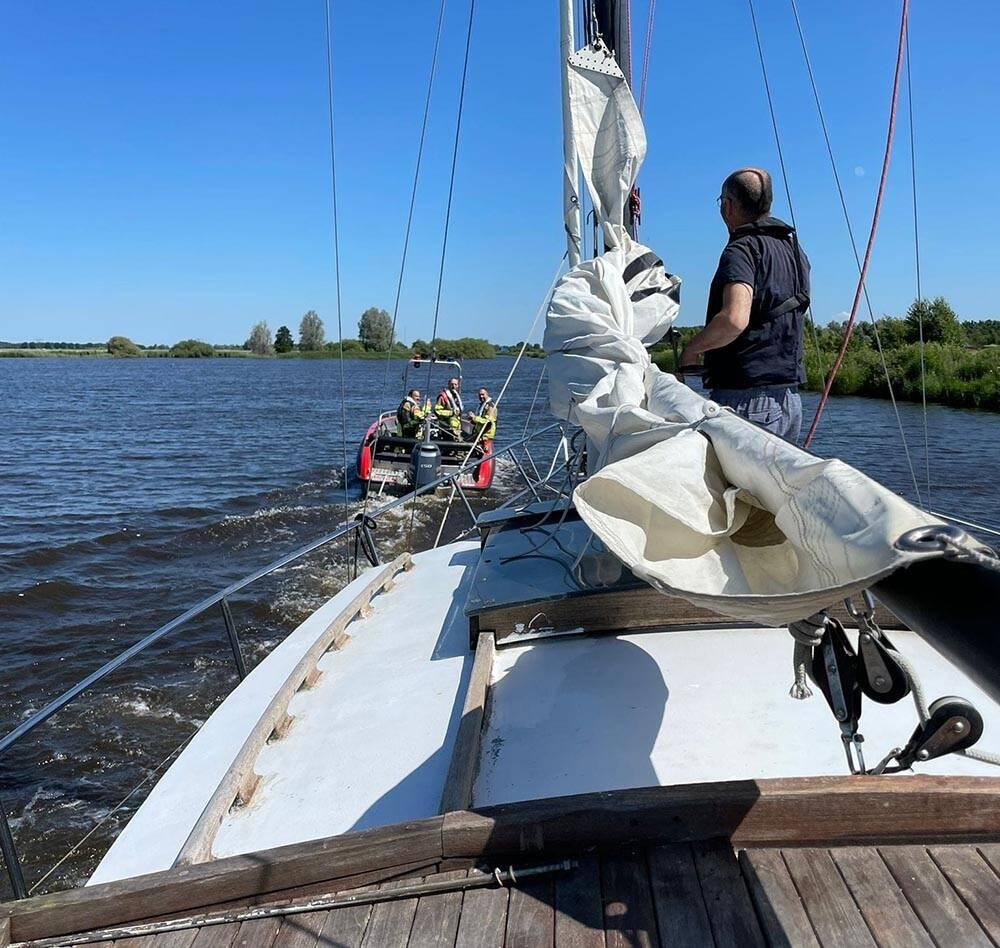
top-left (0, 456), bottom-right (536, 895)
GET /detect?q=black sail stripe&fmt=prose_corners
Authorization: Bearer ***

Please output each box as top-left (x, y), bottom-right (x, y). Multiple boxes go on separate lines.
top-left (622, 251), bottom-right (663, 285)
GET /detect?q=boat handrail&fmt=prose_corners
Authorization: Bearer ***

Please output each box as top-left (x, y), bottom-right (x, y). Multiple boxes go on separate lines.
top-left (0, 421), bottom-right (573, 897)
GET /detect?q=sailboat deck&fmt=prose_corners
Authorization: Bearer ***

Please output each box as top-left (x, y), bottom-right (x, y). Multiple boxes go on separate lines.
top-left (18, 839), bottom-right (1000, 947)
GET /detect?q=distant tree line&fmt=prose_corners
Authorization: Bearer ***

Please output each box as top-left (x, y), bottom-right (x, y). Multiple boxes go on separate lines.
top-left (651, 297), bottom-right (1000, 412)
top-left (5, 304), bottom-right (524, 363)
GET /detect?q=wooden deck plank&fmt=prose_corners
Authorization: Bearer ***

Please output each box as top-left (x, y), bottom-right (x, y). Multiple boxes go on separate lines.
top-left (505, 876), bottom-right (554, 948)
top-left (554, 853), bottom-right (604, 948)
top-left (553, 853), bottom-right (603, 948)
top-left (232, 917), bottom-right (282, 948)
top-left (407, 870), bottom-right (466, 948)
top-left (154, 930), bottom-right (200, 948)
top-left (317, 904), bottom-right (373, 948)
top-left (646, 844), bottom-right (713, 948)
top-left (115, 938), bottom-right (155, 948)
top-left (360, 879), bottom-right (419, 948)
top-left (781, 849), bottom-right (876, 948)
top-left (829, 848), bottom-right (934, 948)
top-left (978, 842), bottom-right (1000, 878)
top-left (880, 846), bottom-right (992, 948)
top-left (190, 922), bottom-right (242, 948)
top-left (929, 845), bottom-right (1000, 942)
top-left (601, 849), bottom-right (658, 948)
top-left (691, 839), bottom-right (765, 948)
top-left (454, 883), bottom-right (508, 948)
top-left (274, 911), bottom-right (327, 948)
top-left (739, 849), bottom-right (820, 948)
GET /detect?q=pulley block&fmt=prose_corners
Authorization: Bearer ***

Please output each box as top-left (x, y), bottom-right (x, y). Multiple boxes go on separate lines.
top-left (857, 629), bottom-right (911, 704)
top-left (896, 696), bottom-right (984, 770)
top-left (811, 617), bottom-right (862, 727)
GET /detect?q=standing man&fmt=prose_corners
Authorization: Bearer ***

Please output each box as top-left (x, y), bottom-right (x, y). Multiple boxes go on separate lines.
top-left (435, 377), bottom-right (464, 439)
top-left (469, 388), bottom-right (497, 446)
top-left (677, 167), bottom-right (810, 442)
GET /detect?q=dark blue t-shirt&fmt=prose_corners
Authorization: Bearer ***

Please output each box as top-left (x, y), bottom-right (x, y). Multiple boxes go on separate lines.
top-left (703, 217), bottom-right (810, 390)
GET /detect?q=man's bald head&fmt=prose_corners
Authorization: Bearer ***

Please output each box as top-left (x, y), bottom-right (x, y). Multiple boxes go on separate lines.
top-left (721, 167), bottom-right (773, 221)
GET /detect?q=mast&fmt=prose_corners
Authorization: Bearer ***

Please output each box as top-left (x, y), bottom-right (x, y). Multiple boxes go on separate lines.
top-left (594, 0), bottom-right (638, 240)
top-left (559, 0), bottom-right (582, 267)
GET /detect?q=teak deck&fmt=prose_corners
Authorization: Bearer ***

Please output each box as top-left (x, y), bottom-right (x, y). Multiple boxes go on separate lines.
top-left (5, 777), bottom-right (1000, 947)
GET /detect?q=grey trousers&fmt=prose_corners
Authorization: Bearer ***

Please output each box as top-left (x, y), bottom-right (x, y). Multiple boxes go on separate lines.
top-left (710, 384), bottom-right (803, 443)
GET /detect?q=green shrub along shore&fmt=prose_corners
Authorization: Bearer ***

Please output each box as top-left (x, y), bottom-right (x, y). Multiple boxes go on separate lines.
top-left (650, 297), bottom-right (1000, 413)
top-left (7, 297), bottom-right (999, 413)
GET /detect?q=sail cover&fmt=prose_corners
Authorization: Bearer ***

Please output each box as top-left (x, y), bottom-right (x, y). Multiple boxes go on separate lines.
top-left (546, 38), bottom-right (979, 625)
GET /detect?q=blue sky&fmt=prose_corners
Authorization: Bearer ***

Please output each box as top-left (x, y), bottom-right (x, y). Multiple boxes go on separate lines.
top-left (0, 1), bottom-right (996, 346)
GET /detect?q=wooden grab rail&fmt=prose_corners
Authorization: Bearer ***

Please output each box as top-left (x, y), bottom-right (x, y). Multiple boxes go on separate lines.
top-left (173, 554), bottom-right (414, 867)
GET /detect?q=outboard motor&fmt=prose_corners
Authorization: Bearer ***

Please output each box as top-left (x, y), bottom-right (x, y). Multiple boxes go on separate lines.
top-left (412, 421), bottom-right (441, 489)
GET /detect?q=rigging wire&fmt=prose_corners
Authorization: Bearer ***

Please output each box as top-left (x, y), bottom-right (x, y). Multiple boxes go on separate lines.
top-left (408, 0), bottom-right (477, 552)
top-left (905, 18), bottom-right (931, 507)
top-left (793, 0), bottom-right (923, 509)
top-left (745, 0), bottom-right (827, 387)
top-left (637, 0), bottom-right (656, 114)
top-left (322, 0), bottom-right (353, 569)
top-left (357, 0), bottom-right (449, 536)
top-left (522, 364), bottom-right (548, 439)
top-left (423, 0), bottom-right (476, 389)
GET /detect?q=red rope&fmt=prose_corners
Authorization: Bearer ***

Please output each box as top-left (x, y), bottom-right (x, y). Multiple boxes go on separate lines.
top-left (802, 0), bottom-right (910, 448)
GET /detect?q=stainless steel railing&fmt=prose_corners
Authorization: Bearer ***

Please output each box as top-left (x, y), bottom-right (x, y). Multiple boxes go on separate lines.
top-left (0, 422), bottom-right (576, 898)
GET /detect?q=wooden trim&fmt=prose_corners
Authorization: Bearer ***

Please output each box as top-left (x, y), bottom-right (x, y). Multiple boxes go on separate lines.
top-left (441, 776), bottom-right (1000, 857)
top-left (472, 588), bottom-right (906, 644)
top-left (439, 632), bottom-right (495, 813)
top-left (6, 776), bottom-right (1000, 941)
top-left (3, 816), bottom-right (443, 942)
top-left (174, 554), bottom-right (413, 867)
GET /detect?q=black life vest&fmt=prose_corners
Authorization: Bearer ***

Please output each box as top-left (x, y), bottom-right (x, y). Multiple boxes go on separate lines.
top-left (705, 216), bottom-right (811, 389)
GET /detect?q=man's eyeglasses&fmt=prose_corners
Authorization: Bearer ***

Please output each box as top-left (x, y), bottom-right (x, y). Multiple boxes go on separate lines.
top-left (716, 195), bottom-right (727, 207)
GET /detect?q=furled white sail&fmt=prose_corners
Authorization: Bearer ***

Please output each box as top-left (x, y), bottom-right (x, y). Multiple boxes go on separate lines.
top-left (566, 37), bottom-right (645, 249)
top-left (546, 36), bottom-right (974, 625)
top-left (545, 252), bottom-right (959, 625)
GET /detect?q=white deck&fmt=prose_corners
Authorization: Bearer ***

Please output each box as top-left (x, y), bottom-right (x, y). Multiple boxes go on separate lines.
top-left (91, 542), bottom-right (479, 884)
top-left (92, 538), bottom-right (1000, 886)
top-left (473, 626), bottom-right (1000, 807)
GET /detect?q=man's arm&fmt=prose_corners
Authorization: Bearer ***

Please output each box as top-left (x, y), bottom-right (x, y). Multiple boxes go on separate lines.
top-left (677, 282), bottom-right (753, 372)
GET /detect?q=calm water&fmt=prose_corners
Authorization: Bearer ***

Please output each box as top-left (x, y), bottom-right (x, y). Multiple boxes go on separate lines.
top-left (1, 356), bottom-right (999, 893)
